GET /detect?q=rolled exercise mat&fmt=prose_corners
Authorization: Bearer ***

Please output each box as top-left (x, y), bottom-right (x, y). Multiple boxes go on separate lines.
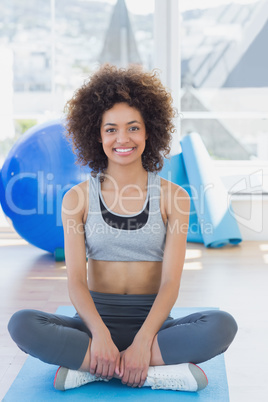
top-left (180, 133), bottom-right (242, 248)
top-left (3, 306), bottom-right (230, 402)
top-left (160, 153), bottom-right (203, 243)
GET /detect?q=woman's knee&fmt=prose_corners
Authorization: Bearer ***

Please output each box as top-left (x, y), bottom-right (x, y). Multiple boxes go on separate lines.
top-left (211, 310), bottom-right (238, 345)
top-left (8, 309), bottom-right (42, 349)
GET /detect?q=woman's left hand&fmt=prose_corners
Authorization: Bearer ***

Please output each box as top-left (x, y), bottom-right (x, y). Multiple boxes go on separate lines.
top-left (119, 338), bottom-right (152, 387)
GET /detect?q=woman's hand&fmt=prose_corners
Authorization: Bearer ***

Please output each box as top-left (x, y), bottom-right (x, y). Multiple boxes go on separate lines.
top-left (119, 337), bottom-right (152, 387)
top-left (89, 331), bottom-right (121, 380)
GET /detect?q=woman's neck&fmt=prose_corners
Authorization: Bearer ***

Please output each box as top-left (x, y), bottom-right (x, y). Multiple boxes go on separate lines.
top-left (103, 162), bottom-right (148, 190)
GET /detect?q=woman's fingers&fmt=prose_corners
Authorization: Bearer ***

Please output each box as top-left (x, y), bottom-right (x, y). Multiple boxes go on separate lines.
top-left (127, 371), bottom-right (136, 387)
top-left (139, 370), bottom-right (147, 387)
top-left (120, 365), bottom-right (148, 387)
top-left (114, 355), bottom-right (121, 377)
top-left (89, 356), bottom-right (97, 375)
top-left (131, 372), bottom-right (141, 388)
top-left (107, 363), bottom-right (115, 380)
top-left (89, 337), bottom-right (121, 380)
top-left (121, 369), bottom-right (129, 385)
top-left (119, 355), bottom-right (124, 378)
top-left (122, 368), bottom-right (142, 387)
top-left (95, 362), bottom-right (103, 378)
top-left (100, 364), bottom-right (109, 379)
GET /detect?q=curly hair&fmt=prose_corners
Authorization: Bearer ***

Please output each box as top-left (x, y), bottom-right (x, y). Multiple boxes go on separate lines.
top-left (64, 64), bottom-right (176, 175)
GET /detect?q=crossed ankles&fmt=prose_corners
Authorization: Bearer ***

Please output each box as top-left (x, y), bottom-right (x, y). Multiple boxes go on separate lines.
top-left (54, 363), bottom-right (208, 392)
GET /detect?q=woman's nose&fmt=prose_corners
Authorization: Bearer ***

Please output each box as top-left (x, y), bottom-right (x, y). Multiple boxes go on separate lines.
top-left (116, 130), bottom-right (130, 143)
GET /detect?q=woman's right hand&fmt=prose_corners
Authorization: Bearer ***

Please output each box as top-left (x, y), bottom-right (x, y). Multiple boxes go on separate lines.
top-left (89, 330), bottom-right (121, 380)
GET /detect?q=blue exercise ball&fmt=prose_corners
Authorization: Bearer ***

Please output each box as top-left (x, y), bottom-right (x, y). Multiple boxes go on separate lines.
top-left (0, 119), bottom-right (91, 254)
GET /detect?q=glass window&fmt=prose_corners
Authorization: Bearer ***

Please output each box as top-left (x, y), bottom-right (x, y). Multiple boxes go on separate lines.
top-left (0, 0), bottom-right (154, 166)
top-left (180, 0), bottom-right (268, 160)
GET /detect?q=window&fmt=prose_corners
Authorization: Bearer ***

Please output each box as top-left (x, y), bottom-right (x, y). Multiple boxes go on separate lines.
top-left (0, 0), bottom-right (154, 166)
top-left (1, 0), bottom-right (267, 168)
top-left (180, 0), bottom-right (268, 162)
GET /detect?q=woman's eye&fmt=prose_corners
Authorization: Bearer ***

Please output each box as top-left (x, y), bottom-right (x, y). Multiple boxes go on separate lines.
top-left (106, 128), bottom-right (116, 133)
top-left (129, 126), bottom-right (139, 131)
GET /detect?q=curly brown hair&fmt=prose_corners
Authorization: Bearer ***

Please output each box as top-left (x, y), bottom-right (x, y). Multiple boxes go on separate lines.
top-left (64, 64), bottom-right (176, 175)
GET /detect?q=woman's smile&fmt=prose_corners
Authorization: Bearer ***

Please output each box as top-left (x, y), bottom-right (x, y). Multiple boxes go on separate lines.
top-left (113, 147), bottom-right (137, 155)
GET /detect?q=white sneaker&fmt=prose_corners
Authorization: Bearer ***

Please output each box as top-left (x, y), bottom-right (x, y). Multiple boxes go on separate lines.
top-left (144, 363), bottom-right (208, 392)
top-left (53, 367), bottom-right (109, 391)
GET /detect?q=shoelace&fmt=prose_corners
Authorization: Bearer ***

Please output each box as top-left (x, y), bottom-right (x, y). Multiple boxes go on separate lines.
top-left (151, 376), bottom-right (187, 390)
top-left (74, 372), bottom-right (97, 387)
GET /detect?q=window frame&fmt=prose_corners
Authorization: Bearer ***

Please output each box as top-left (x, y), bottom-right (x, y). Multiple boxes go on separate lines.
top-left (153, 0), bottom-right (268, 194)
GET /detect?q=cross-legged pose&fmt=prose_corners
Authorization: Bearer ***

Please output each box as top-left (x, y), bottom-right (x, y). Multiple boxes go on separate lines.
top-left (8, 64), bottom-right (237, 392)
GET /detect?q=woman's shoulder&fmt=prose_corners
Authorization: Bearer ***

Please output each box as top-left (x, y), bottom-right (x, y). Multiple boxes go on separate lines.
top-left (63, 179), bottom-right (89, 200)
top-left (62, 180), bottom-right (89, 220)
top-left (159, 175), bottom-right (189, 198)
top-left (159, 176), bottom-right (190, 218)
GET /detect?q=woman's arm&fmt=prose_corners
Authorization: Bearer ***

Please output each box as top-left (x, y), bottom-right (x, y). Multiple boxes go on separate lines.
top-left (135, 183), bottom-right (190, 340)
top-left (119, 182), bottom-right (190, 387)
top-left (62, 185), bottom-right (121, 378)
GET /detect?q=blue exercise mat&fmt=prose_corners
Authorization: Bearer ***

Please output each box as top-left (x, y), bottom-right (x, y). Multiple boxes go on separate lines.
top-left (160, 133), bottom-right (242, 247)
top-left (159, 152), bottom-right (203, 243)
top-left (4, 306), bottom-right (229, 402)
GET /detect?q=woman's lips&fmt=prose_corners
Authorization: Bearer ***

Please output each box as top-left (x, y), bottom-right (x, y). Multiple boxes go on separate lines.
top-left (113, 147), bottom-right (136, 155)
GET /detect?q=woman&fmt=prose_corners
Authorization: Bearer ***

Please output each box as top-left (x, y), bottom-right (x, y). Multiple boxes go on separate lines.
top-left (8, 64), bottom-right (237, 393)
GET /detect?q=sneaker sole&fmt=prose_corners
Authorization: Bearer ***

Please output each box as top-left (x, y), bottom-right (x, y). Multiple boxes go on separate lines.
top-left (54, 367), bottom-right (69, 391)
top-left (188, 363), bottom-right (208, 391)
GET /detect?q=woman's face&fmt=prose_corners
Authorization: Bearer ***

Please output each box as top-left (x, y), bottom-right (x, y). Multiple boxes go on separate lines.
top-left (100, 102), bottom-right (147, 168)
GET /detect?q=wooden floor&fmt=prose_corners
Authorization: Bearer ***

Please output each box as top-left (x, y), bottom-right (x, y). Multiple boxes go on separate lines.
top-left (1, 230), bottom-right (268, 401)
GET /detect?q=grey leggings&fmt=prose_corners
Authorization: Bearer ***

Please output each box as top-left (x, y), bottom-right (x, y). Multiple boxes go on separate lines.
top-left (8, 291), bottom-right (237, 370)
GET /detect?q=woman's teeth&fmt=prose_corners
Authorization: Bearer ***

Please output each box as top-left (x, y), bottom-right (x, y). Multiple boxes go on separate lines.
top-left (114, 148), bottom-right (134, 153)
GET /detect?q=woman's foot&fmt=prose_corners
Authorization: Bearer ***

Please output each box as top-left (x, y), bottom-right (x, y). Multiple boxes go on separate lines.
top-left (53, 367), bottom-right (109, 391)
top-left (54, 363), bottom-right (208, 392)
top-left (144, 363), bottom-right (208, 392)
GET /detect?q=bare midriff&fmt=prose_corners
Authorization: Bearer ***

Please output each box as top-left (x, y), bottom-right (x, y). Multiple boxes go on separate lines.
top-left (87, 259), bottom-right (162, 295)
top-left (82, 176), bottom-right (168, 295)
